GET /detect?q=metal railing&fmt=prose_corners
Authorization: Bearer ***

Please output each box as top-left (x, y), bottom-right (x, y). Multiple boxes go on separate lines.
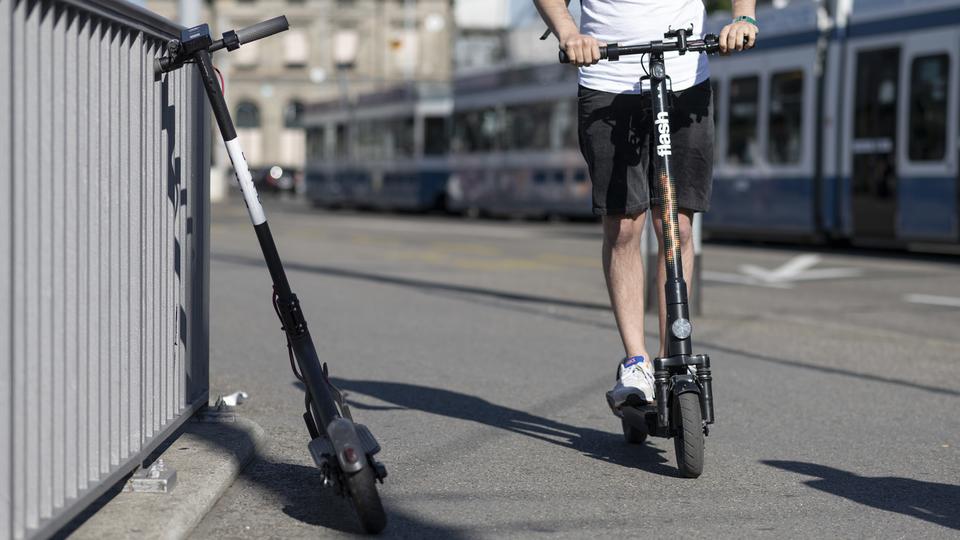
top-left (1, 0), bottom-right (211, 537)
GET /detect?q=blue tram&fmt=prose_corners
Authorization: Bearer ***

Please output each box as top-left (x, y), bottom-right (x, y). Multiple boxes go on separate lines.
top-left (304, 0), bottom-right (960, 249)
top-left (303, 85), bottom-right (453, 212)
top-left (706, 0), bottom-right (960, 248)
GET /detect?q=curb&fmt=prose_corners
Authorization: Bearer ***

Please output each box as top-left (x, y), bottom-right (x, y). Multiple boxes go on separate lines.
top-left (69, 415), bottom-right (265, 540)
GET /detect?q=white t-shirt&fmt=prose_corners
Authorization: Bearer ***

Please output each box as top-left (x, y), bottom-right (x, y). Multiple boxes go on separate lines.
top-left (578, 0), bottom-right (710, 93)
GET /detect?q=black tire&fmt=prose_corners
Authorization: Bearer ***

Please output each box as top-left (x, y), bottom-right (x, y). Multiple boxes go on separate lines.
top-left (622, 418), bottom-right (648, 444)
top-left (345, 464), bottom-right (387, 534)
top-left (673, 392), bottom-right (704, 478)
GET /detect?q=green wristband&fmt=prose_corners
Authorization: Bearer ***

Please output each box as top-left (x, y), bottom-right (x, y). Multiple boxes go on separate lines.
top-left (733, 15), bottom-right (758, 27)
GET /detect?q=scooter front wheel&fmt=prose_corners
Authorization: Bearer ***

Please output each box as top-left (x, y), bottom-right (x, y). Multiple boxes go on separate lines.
top-left (673, 392), bottom-right (704, 478)
top-left (345, 463), bottom-right (387, 534)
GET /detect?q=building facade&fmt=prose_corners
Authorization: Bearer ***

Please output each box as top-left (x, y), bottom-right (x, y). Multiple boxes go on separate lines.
top-left (147, 0), bottom-right (453, 173)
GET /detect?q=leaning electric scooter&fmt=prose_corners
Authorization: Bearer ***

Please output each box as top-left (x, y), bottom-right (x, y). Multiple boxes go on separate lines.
top-left (155, 18), bottom-right (388, 532)
top-left (561, 28), bottom-right (720, 478)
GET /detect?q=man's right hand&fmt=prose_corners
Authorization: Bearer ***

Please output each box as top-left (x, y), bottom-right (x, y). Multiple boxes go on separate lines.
top-left (560, 33), bottom-right (604, 67)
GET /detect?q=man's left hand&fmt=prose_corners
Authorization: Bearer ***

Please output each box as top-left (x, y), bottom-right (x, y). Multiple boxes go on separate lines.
top-left (718, 21), bottom-right (758, 54)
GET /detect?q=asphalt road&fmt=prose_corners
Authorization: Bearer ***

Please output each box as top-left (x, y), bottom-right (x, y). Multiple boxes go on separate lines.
top-left (192, 196), bottom-right (960, 539)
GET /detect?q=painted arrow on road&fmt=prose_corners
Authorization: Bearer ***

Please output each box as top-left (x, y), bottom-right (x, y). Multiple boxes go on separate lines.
top-left (704, 253), bottom-right (862, 289)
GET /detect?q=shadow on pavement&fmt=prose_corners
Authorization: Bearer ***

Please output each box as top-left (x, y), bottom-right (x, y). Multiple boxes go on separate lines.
top-left (215, 251), bottom-right (960, 399)
top-left (188, 423), bottom-right (466, 538)
top-left (763, 460), bottom-right (960, 531)
top-left (212, 252), bottom-right (610, 312)
top-left (701, 342), bottom-right (960, 398)
top-left (318, 379), bottom-right (678, 478)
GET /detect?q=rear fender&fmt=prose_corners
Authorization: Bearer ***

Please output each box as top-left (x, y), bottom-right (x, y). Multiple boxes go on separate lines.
top-left (327, 418), bottom-right (366, 474)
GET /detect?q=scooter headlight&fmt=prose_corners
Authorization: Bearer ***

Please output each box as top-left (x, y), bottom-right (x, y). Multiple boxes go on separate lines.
top-left (671, 318), bottom-right (692, 340)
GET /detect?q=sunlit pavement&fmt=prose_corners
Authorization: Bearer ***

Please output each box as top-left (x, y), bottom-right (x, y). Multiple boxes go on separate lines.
top-left (193, 196), bottom-right (960, 539)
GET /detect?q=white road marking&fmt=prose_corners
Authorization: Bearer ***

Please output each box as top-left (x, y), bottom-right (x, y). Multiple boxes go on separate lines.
top-left (701, 271), bottom-right (792, 289)
top-left (903, 294), bottom-right (960, 308)
top-left (738, 254), bottom-right (862, 285)
top-left (705, 254), bottom-right (862, 288)
top-left (771, 268), bottom-right (864, 282)
top-left (740, 253), bottom-right (822, 282)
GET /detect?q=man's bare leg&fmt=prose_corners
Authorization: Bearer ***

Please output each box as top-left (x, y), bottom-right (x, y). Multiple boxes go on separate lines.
top-left (652, 208), bottom-right (695, 357)
top-left (602, 213), bottom-right (652, 361)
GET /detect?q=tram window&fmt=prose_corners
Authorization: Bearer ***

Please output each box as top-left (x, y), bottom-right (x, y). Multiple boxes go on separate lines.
top-left (504, 102), bottom-right (553, 151)
top-left (388, 117), bottom-right (415, 158)
top-left (353, 118), bottom-right (413, 159)
top-left (452, 108), bottom-right (500, 153)
top-left (551, 100), bottom-right (578, 150)
top-left (424, 116), bottom-right (449, 155)
top-left (727, 76), bottom-right (759, 165)
top-left (306, 127), bottom-right (325, 161)
top-left (909, 54), bottom-right (949, 161)
top-left (335, 123), bottom-right (349, 158)
top-left (768, 70), bottom-right (804, 164)
top-left (854, 50), bottom-right (899, 138)
top-left (355, 120), bottom-right (381, 159)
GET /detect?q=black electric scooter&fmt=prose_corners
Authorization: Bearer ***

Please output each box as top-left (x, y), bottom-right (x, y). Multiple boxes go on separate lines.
top-left (561, 28), bottom-right (720, 478)
top-left (155, 18), bottom-right (388, 532)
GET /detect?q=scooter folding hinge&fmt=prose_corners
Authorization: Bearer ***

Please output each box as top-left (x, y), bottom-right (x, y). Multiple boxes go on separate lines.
top-left (275, 293), bottom-right (309, 337)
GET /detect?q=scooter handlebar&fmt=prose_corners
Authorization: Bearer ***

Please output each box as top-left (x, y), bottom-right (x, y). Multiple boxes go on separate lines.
top-left (558, 35), bottom-right (730, 64)
top-left (235, 16), bottom-right (289, 46)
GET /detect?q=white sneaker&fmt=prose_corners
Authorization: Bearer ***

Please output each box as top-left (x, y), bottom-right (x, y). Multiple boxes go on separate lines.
top-left (606, 356), bottom-right (656, 415)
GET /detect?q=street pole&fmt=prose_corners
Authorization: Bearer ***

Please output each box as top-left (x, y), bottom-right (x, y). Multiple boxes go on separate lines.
top-left (178, 0), bottom-right (201, 26)
top-left (404, 0), bottom-right (416, 81)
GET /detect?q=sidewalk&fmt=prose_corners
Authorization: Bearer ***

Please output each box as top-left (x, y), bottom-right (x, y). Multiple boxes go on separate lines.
top-left (67, 415), bottom-right (265, 540)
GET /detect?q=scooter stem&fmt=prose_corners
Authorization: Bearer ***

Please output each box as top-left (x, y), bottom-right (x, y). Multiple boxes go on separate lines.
top-left (648, 51), bottom-right (692, 359)
top-left (193, 50), bottom-right (341, 426)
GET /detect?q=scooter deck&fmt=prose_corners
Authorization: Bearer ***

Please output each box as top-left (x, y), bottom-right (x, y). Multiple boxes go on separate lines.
top-left (621, 404), bottom-right (662, 437)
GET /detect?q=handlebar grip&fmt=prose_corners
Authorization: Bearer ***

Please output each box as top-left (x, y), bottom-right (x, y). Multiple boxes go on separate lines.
top-left (559, 45), bottom-right (609, 64)
top-left (235, 16), bottom-right (289, 45)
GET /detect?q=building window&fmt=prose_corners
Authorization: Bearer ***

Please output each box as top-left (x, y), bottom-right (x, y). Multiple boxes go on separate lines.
top-left (909, 54), bottom-right (949, 161)
top-left (284, 29), bottom-right (309, 68)
top-left (236, 101), bottom-right (261, 128)
top-left (768, 70), bottom-right (804, 164)
top-left (727, 75), bottom-right (759, 165)
top-left (284, 101), bottom-right (305, 128)
top-left (333, 29), bottom-right (360, 69)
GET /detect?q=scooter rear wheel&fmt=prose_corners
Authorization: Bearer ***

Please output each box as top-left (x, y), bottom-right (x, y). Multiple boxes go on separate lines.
top-left (345, 464), bottom-right (387, 534)
top-left (673, 392), bottom-right (704, 478)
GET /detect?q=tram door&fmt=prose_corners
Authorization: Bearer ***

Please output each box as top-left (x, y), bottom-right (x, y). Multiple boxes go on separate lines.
top-left (851, 48), bottom-right (900, 239)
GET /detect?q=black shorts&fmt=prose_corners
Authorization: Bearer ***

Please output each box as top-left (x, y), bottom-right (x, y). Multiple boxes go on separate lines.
top-left (578, 80), bottom-right (714, 216)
